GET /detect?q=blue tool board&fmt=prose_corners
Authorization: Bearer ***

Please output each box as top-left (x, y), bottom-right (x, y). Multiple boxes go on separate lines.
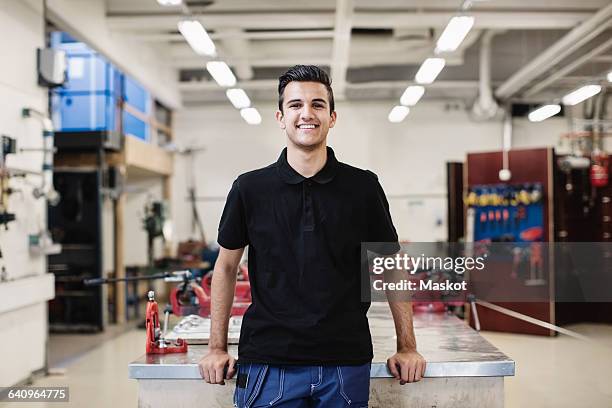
top-left (469, 183), bottom-right (544, 243)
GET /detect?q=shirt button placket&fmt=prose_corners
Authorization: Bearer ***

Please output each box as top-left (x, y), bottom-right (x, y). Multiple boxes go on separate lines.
top-left (304, 181), bottom-right (314, 231)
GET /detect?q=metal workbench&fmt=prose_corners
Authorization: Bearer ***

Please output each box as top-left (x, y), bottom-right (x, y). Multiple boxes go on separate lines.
top-left (129, 305), bottom-right (514, 407)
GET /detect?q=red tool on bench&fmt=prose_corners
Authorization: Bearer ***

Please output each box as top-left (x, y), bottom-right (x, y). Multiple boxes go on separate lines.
top-left (145, 290), bottom-right (188, 354)
top-left (168, 262), bottom-right (251, 317)
top-left (85, 266), bottom-right (252, 319)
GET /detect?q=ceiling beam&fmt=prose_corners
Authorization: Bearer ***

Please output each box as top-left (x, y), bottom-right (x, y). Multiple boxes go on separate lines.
top-left (107, 12), bottom-right (334, 31)
top-left (217, 28), bottom-right (253, 80)
top-left (171, 57), bottom-right (331, 69)
top-left (168, 54), bottom-right (465, 69)
top-left (106, 0), bottom-right (336, 13)
top-left (349, 80), bottom-right (479, 90)
top-left (167, 38), bottom-right (464, 68)
top-left (352, 11), bottom-right (591, 29)
top-left (592, 55), bottom-right (612, 63)
top-left (523, 36), bottom-right (612, 97)
top-left (180, 80), bottom-right (277, 91)
top-left (106, 10), bottom-right (591, 32)
top-left (331, 0), bottom-right (354, 99)
top-left (127, 30), bottom-right (336, 42)
top-left (495, 3), bottom-right (612, 100)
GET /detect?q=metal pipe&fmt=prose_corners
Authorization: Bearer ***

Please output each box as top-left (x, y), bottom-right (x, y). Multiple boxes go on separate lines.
top-left (21, 108), bottom-right (60, 205)
top-left (479, 31), bottom-right (495, 109)
top-left (502, 107), bottom-right (512, 152)
top-left (524, 36), bottom-right (612, 98)
top-left (495, 3), bottom-right (612, 100)
top-left (472, 30), bottom-right (499, 120)
top-left (499, 105), bottom-right (513, 181)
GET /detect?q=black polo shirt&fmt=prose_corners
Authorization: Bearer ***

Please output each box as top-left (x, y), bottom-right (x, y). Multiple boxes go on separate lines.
top-left (217, 146), bottom-right (398, 365)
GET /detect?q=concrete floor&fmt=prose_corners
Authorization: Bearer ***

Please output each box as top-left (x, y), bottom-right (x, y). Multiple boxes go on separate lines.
top-left (2, 329), bottom-right (142, 408)
top-left (48, 321), bottom-right (140, 369)
top-left (481, 323), bottom-right (612, 408)
top-left (3, 323), bottom-right (612, 408)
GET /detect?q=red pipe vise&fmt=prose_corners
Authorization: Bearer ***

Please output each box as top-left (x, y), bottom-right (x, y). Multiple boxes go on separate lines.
top-left (145, 290), bottom-right (188, 354)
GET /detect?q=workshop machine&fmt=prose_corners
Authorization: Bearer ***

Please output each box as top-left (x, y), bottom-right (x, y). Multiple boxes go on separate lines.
top-left (86, 266), bottom-right (251, 352)
top-left (163, 265), bottom-right (251, 317)
top-left (84, 266), bottom-right (251, 319)
top-left (142, 200), bottom-right (172, 268)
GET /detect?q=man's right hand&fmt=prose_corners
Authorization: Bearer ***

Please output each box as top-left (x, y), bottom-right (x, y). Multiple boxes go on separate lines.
top-left (198, 349), bottom-right (236, 385)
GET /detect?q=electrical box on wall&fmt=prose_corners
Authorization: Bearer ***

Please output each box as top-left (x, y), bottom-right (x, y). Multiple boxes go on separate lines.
top-left (37, 48), bottom-right (67, 87)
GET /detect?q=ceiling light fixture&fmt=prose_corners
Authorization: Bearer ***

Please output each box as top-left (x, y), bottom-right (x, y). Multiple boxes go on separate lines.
top-left (415, 58), bottom-right (446, 84)
top-left (528, 104), bottom-right (561, 122)
top-left (178, 20), bottom-right (216, 57)
top-left (400, 85), bottom-right (425, 106)
top-left (388, 105), bottom-right (410, 123)
top-left (206, 61), bottom-right (237, 87)
top-left (157, 0), bottom-right (182, 5)
top-left (561, 84), bottom-right (602, 106)
top-left (240, 107), bottom-right (262, 125)
top-left (435, 15), bottom-right (475, 53)
top-left (226, 88), bottom-right (251, 109)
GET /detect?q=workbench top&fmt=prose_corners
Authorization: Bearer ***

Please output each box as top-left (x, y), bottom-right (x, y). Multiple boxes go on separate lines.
top-left (129, 305), bottom-right (514, 379)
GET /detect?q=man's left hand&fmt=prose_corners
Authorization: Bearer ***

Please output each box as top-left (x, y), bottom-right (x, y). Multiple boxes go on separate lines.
top-left (387, 349), bottom-right (426, 384)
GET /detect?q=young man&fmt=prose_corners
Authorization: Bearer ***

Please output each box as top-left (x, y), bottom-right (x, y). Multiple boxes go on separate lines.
top-left (199, 65), bottom-right (425, 407)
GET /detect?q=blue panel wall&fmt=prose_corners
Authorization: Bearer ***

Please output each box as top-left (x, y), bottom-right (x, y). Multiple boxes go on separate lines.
top-left (122, 76), bottom-right (150, 141)
top-left (50, 31), bottom-right (151, 141)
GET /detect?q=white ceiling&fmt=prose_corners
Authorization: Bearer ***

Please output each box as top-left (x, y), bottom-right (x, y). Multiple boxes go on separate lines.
top-left (104, 0), bottom-right (612, 106)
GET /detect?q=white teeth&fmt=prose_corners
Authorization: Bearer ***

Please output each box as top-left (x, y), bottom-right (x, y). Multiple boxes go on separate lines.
top-left (298, 124), bottom-right (316, 129)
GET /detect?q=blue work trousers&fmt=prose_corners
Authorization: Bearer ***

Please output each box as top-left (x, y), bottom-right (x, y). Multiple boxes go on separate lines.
top-left (233, 362), bottom-right (371, 408)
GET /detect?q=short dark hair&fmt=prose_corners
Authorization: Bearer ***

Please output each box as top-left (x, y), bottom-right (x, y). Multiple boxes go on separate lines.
top-left (278, 65), bottom-right (334, 113)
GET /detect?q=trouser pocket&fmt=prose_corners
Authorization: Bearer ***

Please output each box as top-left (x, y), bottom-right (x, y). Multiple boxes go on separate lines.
top-left (234, 363), bottom-right (269, 408)
top-left (336, 363), bottom-right (371, 406)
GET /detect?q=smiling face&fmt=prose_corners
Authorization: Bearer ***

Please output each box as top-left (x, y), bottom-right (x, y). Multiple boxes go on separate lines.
top-left (275, 81), bottom-right (337, 150)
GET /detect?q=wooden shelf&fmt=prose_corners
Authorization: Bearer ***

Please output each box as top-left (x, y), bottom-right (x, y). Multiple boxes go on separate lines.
top-left (125, 136), bottom-right (173, 177)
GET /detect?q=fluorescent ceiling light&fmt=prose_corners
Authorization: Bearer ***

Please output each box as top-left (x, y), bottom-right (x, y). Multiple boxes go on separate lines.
top-left (388, 105), bottom-right (410, 123)
top-left (226, 88), bottom-right (251, 109)
top-left (415, 58), bottom-right (445, 84)
top-left (158, 0), bottom-right (182, 5)
top-left (240, 108), bottom-right (262, 125)
top-left (178, 20), bottom-right (216, 57)
top-left (607, 71), bottom-right (612, 82)
top-left (561, 84), bottom-right (602, 106)
top-left (400, 85), bottom-right (425, 106)
top-left (435, 16), bottom-right (475, 53)
top-left (528, 104), bottom-right (561, 122)
top-left (206, 61), bottom-right (236, 87)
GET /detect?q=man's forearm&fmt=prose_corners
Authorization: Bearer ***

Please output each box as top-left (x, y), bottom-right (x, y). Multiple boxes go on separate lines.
top-left (208, 265), bottom-right (238, 351)
top-left (388, 300), bottom-right (417, 352)
top-left (384, 267), bottom-right (417, 351)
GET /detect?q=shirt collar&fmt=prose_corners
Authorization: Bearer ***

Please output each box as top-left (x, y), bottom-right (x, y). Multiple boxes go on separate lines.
top-left (276, 146), bottom-right (338, 185)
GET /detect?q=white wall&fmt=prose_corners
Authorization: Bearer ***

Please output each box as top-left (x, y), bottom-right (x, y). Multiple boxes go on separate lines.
top-left (512, 117), bottom-right (568, 149)
top-left (172, 101), bottom-right (568, 245)
top-left (0, 0), bottom-right (54, 386)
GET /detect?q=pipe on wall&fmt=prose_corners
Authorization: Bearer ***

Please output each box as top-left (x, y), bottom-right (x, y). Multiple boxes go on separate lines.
top-left (471, 30), bottom-right (499, 121)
